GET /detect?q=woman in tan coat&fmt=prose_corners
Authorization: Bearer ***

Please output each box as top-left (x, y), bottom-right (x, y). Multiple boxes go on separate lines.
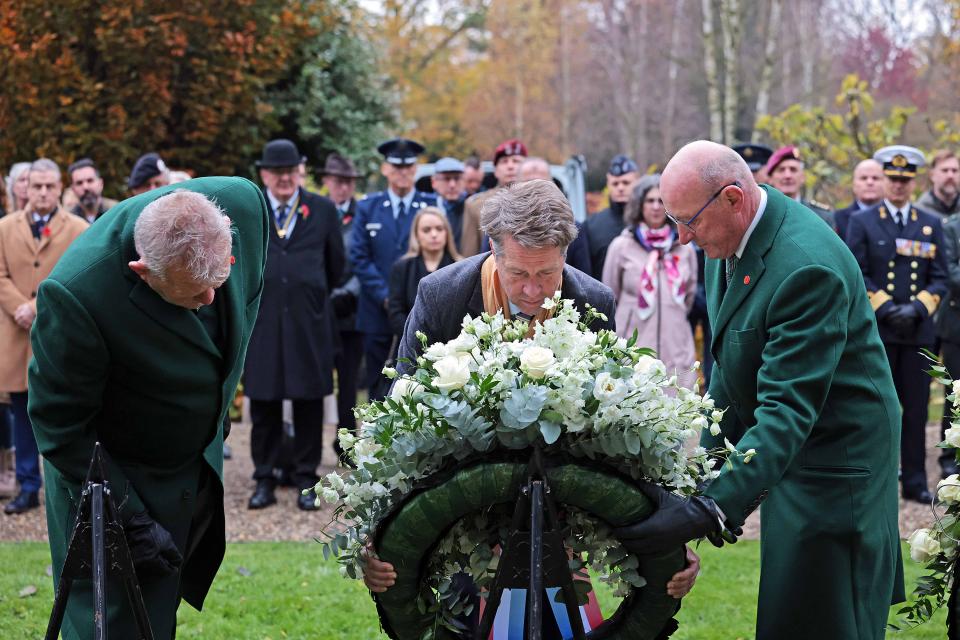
top-left (601, 174), bottom-right (698, 388)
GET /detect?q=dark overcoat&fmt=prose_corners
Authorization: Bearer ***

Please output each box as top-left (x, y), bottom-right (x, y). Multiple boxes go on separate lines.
top-left (28, 177), bottom-right (268, 639)
top-left (701, 186), bottom-right (903, 639)
top-left (350, 189), bottom-right (437, 335)
top-left (397, 253), bottom-right (616, 371)
top-left (244, 187), bottom-right (344, 400)
top-left (938, 216), bottom-right (960, 343)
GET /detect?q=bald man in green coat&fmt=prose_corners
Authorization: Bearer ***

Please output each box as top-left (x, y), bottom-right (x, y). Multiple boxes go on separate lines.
top-left (615, 142), bottom-right (903, 639)
top-left (29, 177), bottom-right (268, 639)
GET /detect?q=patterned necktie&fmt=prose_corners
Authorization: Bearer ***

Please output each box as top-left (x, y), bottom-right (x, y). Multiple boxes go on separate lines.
top-left (725, 255), bottom-right (739, 287)
top-left (276, 204), bottom-right (288, 225)
top-left (515, 312), bottom-right (533, 323)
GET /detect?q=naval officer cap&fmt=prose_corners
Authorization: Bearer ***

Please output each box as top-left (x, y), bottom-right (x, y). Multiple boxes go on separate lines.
top-left (127, 152), bottom-right (168, 189)
top-left (377, 138), bottom-right (425, 166)
top-left (873, 145), bottom-right (925, 179)
top-left (732, 144), bottom-right (773, 172)
top-left (434, 157), bottom-right (465, 174)
top-left (608, 154), bottom-right (639, 176)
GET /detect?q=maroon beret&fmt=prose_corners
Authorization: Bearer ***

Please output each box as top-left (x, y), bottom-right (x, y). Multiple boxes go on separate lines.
top-left (493, 139), bottom-right (528, 165)
top-left (765, 145), bottom-right (801, 174)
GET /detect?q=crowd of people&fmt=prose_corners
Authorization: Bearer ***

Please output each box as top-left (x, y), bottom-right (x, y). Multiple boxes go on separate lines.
top-left (1, 136), bottom-right (959, 517)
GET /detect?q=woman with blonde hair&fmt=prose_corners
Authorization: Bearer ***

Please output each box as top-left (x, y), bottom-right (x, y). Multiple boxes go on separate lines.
top-left (388, 206), bottom-right (463, 339)
top-left (5, 162), bottom-right (31, 215)
top-left (602, 174), bottom-right (698, 388)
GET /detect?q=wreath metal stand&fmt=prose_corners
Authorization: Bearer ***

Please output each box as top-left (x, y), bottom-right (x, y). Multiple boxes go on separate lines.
top-left (475, 448), bottom-right (587, 640)
top-left (45, 443), bottom-right (154, 640)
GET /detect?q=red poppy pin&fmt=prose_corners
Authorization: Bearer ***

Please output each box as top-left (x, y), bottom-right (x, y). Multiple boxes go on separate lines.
top-left (300, 204), bottom-right (310, 219)
top-left (229, 255), bottom-right (236, 265)
top-left (743, 275), bottom-right (751, 285)
top-left (343, 214), bottom-right (353, 226)
top-left (42, 226), bottom-right (51, 237)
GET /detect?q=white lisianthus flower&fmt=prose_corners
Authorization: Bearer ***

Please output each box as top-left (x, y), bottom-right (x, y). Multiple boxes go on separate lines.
top-left (908, 528), bottom-right (942, 563)
top-left (743, 448), bottom-right (757, 463)
top-left (520, 346), bottom-right (556, 379)
top-left (390, 377), bottom-right (423, 399)
top-left (337, 428), bottom-right (357, 450)
top-left (320, 487), bottom-right (340, 503)
top-left (447, 333), bottom-right (478, 354)
top-left (594, 372), bottom-right (628, 404)
top-left (710, 410), bottom-right (724, 424)
top-left (325, 471), bottom-right (345, 492)
top-left (937, 474), bottom-right (960, 504)
top-left (433, 355), bottom-right (471, 391)
top-left (541, 297), bottom-right (556, 311)
top-left (382, 367), bottom-right (398, 379)
top-left (952, 379), bottom-right (960, 397)
top-left (634, 355), bottom-right (657, 375)
top-left (691, 415), bottom-right (708, 430)
top-left (424, 341), bottom-right (450, 361)
top-left (945, 426), bottom-right (960, 448)
top-left (354, 438), bottom-right (382, 460)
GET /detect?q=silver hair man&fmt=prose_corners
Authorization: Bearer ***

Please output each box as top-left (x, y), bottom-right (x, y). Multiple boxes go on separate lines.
top-left (133, 190), bottom-right (233, 286)
top-left (480, 179), bottom-right (577, 256)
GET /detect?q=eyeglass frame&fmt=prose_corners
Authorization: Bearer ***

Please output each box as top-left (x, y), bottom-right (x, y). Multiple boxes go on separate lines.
top-left (664, 181), bottom-right (740, 233)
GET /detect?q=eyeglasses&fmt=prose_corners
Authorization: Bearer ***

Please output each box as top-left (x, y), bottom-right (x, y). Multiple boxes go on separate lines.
top-left (665, 181), bottom-right (740, 233)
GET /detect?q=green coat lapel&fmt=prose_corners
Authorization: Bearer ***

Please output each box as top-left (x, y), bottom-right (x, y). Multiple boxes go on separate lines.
top-left (128, 280), bottom-right (221, 358)
top-left (711, 185), bottom-right (783, 348)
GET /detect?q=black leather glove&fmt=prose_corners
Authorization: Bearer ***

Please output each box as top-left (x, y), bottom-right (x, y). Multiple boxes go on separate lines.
top-left (330, 288), bottom-right (357, 318)
top-left (886, 303), bottom-right (920, 335)
top-left (125, 512), bottom-right (183, 578)
top-left (613, 482), bottom-right (723, 555)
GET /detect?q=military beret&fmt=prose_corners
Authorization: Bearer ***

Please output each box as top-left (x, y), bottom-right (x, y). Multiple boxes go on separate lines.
top-left (434, 157), bottom-right (465, 174)
top-left (608, 154), bottom-right (638, 176)
top-left (493, 139), bottom-right (528, 165)
top-left (873, 145), bottom-right (925, 179)
top-left (764, 146), bottom-right (802, 174)
top-left (732, 144), bottom-right (773, 172)
top-left (377, 138), bottom-right (425, 166)
top-left (127, 152), bottom-right (168, 189)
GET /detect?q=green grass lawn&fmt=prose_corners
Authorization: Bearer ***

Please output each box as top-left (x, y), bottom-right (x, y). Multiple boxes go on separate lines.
top-left (0, 541), bottom-right (946, 639)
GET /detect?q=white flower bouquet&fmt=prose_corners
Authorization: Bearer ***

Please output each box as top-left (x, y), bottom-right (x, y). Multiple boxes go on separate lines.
top-left (316, 294), bottom-right (733, 638)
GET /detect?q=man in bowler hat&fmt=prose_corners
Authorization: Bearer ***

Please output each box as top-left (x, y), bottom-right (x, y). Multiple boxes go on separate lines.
top-left (245, 139), bottom-right (344, 510)
top-left (349, 138), bottom-right (436, 400)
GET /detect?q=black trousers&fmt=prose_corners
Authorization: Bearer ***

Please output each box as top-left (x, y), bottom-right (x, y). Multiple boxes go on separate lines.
top-left (335, 329), bottom-right (364, 432)
top-left (884, 343), bottom-right (932, 492)
top-left (249, 398), bottom-right (324, 489)
top-left (363, 331), bottom-right (394, 402)
top-left (941, 340), bottom-right (960, 466)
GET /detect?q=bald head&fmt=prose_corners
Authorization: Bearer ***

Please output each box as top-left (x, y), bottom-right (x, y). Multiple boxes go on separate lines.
top-left (851, 158), bottom-right (884, 206)
top-left (661, 140), bottom-right (762, 259)
top-left (519, 157), bottom-right (551, 182)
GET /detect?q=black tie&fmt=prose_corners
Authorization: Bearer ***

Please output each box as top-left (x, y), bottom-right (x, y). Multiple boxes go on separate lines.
top-left (897, 209), bottom-right (906, 230)
top-left (397, 200), bottom-right (406, 220)
top-left (276, 204), bottom-right (288, 225)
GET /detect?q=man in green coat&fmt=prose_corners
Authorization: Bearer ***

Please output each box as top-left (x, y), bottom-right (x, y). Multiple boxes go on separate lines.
top-left (29, 177), bottom-right (268, 639)
top-left (615, 141), bottom-right (903, 639)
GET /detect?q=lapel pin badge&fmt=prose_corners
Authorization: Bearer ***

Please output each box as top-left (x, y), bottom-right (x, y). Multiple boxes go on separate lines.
top-left (743, 275), bottom-right (751, 285)
top-left (229, 256), bottom-right (236, 265)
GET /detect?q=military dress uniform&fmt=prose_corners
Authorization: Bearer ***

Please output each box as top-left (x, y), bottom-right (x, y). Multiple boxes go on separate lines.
top-left (846, 146), bottom-right (948, 500)
top-left (350, 138), bottom-right (436, 399)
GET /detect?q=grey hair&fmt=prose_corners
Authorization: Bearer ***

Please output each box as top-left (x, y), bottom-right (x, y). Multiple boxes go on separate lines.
top-left (481, 179), bottom-right (577, 255)
top-left (624, 174), bottom-right (661, 228)
top-left (30, 158), bottom-right (61, 181)
top-left (698, 151), bottom-right (752, 192)
top-left (134, 190), bottom-right (233, 284)
top-left (5, 162), bottom-right (30, 209)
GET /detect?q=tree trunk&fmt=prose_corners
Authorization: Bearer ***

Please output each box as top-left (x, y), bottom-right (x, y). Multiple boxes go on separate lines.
top-left (701, 0), bottom-right (723, 142)
top-left (559, 0), bottom-right (570, 156)
top-left (752, 0), bottom-right (781, 141)
top-left (720, 0), bottom-right (741, 144)
top-left (663, 0), bottom-right (684, 157)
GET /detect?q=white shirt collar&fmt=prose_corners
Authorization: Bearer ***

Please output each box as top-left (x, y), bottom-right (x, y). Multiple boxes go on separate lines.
top-left (735, 188), bottom-right (767, 259)
top-left (883, 198), bottom-right (910, 218)
top-left (265, 189), bottom-right (298, 213)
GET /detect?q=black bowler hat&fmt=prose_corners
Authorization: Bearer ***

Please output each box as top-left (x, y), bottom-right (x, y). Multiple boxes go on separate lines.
top-left (377, 138), bottom-right (425, 166)
top-left (256, 139), bottom-right (306, 169)
top-left (127, 152), bottom-right (168, 189)
top-left (732, 144), bottom-right (774, 172)
top-left (321, 153), bottom-right (362, 178)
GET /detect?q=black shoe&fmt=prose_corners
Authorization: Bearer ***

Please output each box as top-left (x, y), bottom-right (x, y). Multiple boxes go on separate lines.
top-left (4, 491), bottom-right (39, 514)
top-left (297, 488), bottom-right (320, 511)
top-left (275, 468), bottom-right (296, 488)
top-left (903, 488), bottom-right (934, 504)
top-left (247, 481), bottom-right (276, 510)
top-left (942, 459), bottom-right (959, 479)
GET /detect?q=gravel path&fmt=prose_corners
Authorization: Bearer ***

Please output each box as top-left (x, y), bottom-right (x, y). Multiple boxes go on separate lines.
top-left (0, 419), bottom-right (949, 543)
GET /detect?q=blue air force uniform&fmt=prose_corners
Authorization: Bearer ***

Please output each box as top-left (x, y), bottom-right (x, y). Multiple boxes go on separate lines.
top-left (846, 145), bottom-right (948, 500)
top-left (350, 138), bottom-right (436, 398)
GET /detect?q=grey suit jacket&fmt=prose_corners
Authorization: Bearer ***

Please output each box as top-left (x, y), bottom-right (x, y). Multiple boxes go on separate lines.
top-left (397, 252), bottom-right (616, 373)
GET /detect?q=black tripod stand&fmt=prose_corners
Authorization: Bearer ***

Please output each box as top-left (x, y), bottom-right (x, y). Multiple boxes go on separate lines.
top-left (475, 449), bottom-right (587, 640)
top-left (45, 442), bottom-right (154, 640)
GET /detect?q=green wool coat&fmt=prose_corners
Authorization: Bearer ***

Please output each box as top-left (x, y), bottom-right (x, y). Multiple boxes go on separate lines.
top-left (28, 177), bottom-right (268, 639)
top-left (701, 186), bottom-right (904, 639)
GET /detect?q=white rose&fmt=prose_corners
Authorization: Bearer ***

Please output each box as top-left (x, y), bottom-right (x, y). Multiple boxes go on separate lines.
top-left (938, 474), bottom-right (960, 504)
top-left (520, 346), bottom-right (555, 379)
top-left (953, 379), bottom-right (960, 397)
top-left (593, 372), bottom-right (628, 404)
top-left (432, 355), bottom-right (471, 391)
top-left (945, 426), bottom-right (960, 448)
top-left (634, 355), bottom-right (657, 375)
top-left (390, 377), bottom-right (423, 399)
top-left (908, 528), bottom-right (942, 564)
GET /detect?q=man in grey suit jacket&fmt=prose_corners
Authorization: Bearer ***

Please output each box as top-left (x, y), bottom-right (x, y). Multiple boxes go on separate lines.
top-left (365, 180), bottom-right (701, 613)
